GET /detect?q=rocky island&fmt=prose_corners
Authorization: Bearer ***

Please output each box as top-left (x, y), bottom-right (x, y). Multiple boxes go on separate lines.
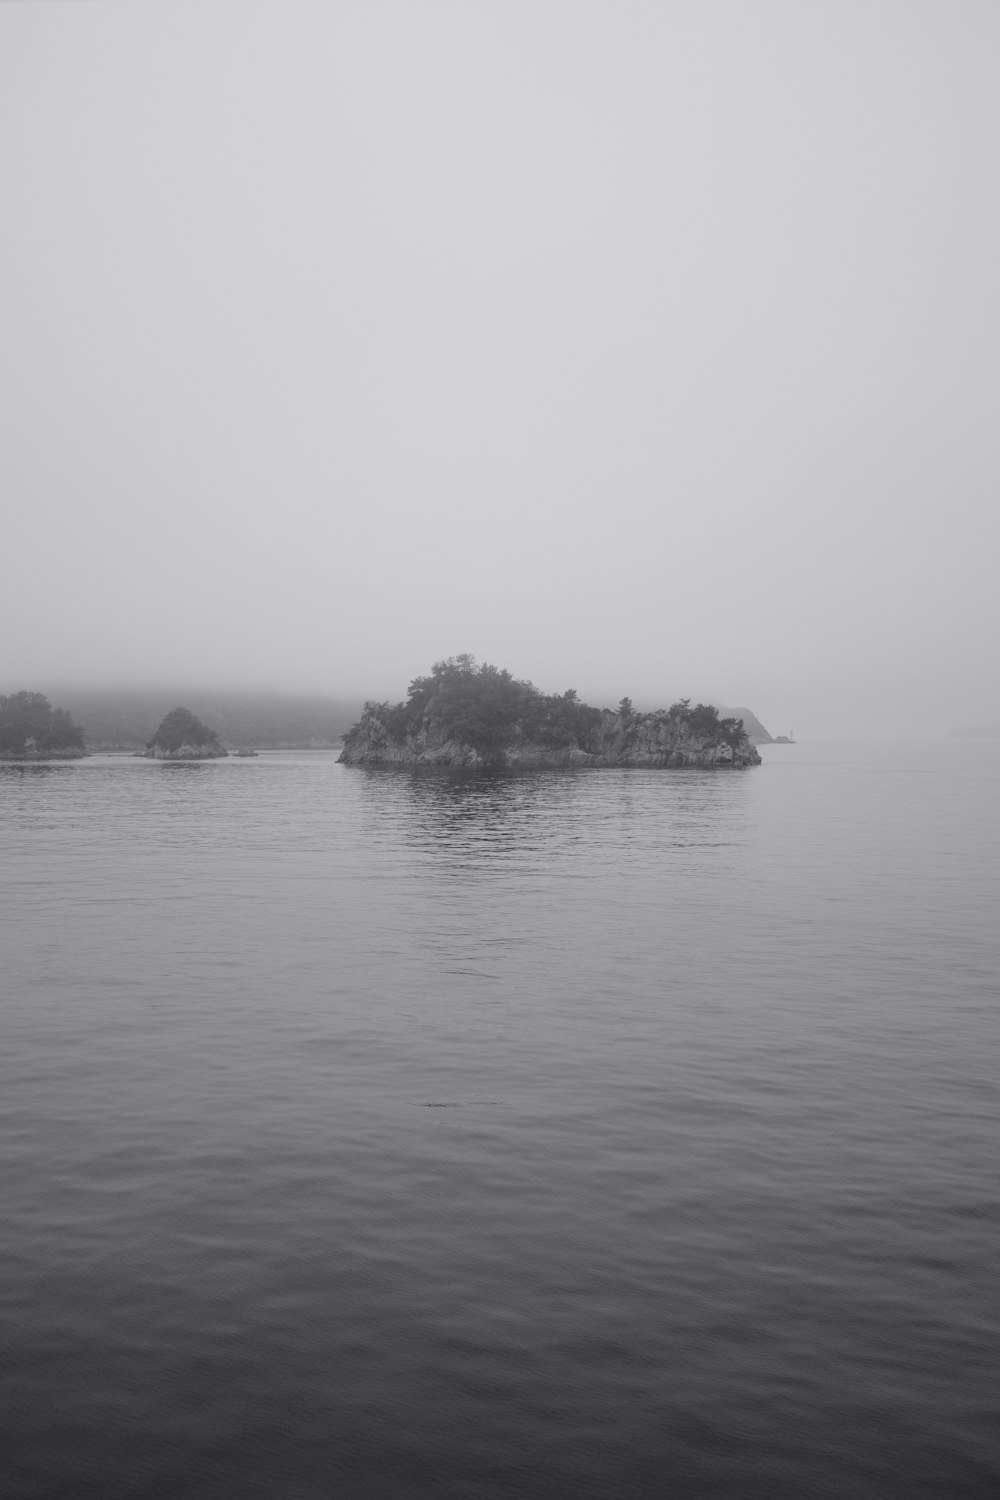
top-left (0, 692), bottom-right (86, 759)
top-left (339, 657), bottom-right (761, 769)
top-left (143, 707), bottom-right (229, 760)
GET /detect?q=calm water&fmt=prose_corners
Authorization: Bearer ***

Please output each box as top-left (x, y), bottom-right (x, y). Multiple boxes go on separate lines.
top-left (2, 743), bottom-right (998, 1498)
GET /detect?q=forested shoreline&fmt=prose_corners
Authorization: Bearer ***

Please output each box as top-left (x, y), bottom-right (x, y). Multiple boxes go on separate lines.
top-left (0, 693), bottom-right (86, 758)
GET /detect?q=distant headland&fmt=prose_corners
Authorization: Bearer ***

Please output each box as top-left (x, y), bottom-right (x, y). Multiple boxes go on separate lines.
top-left (338, 656), bottom-right (762, 769)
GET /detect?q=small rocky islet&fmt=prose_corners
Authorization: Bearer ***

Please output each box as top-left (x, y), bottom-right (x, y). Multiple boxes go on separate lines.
top-left (338, 656), bottom-right (761, 769)
top-left (142, 707), bottom-right (229, 760)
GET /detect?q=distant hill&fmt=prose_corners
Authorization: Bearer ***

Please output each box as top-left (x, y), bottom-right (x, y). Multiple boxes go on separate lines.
top-left (9, 686), bottom-right (772, 752)
top-left (36, 690), bottom-right (363, 751)
top-left (716, 706), bottom-right (773, 745)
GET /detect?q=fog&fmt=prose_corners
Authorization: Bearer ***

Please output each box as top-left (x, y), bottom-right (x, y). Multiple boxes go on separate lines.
top-left (3, 2), bottom-right (997, 737)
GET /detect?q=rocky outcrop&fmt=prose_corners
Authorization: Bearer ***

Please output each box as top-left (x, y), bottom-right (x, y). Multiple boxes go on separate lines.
top-left (143, 741), bottom-right (229, 760)
top-left (339, 706), bottom-right (760, 769)
top-left (143, 707), bottom-right (228, 760)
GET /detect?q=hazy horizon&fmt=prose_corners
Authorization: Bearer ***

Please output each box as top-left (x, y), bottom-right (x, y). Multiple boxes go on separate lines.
top-left (3, 2), bottom-right (997, 740)
top-left (1, 668), bottom-right (988, 744)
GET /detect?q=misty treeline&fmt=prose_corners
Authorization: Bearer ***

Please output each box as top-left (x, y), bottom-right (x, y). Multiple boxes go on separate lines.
top-left (0, 692), bottom-right (85, 755)
top-left (362, 655), bottom-right (747, 756)
top-left (45, 690), bottom-right (360, 751)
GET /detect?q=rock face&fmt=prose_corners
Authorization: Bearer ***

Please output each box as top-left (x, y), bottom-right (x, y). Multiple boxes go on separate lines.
top-left (339, 705), bottom-right (760, 769)
top-left (144, 707), bottom-right (228, 760)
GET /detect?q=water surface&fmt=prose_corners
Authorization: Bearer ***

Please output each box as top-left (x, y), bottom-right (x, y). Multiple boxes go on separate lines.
top-left (2, 743), bottom-right (998, 1496)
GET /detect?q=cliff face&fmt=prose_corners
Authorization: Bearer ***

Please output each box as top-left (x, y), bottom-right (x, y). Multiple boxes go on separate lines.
top-left (339, 707), bottom-right (760, 769)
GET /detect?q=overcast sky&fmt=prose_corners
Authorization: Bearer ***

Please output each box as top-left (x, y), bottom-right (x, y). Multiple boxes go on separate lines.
top-left (3, 1), bottom-right (997, 736)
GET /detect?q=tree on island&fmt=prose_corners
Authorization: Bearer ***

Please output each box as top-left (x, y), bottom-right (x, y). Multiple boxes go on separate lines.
top-left (0, 692), bottom-right (85, 756)
top-left (366, 655), bottom-right (603, 759)
top-left (146, 707), bottom-right (227, 758)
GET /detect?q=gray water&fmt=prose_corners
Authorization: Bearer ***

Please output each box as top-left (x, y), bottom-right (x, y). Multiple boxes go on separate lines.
top-left (2, 743), bottom-right (998, 1497)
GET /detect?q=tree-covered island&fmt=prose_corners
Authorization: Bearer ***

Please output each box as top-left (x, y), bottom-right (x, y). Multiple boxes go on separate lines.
top-left (338, 656), bottom-right (760, 768)
top-left (0, 692), bottom-right (86, 758)
top-left (143, 707), bottom-right (229, 759)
